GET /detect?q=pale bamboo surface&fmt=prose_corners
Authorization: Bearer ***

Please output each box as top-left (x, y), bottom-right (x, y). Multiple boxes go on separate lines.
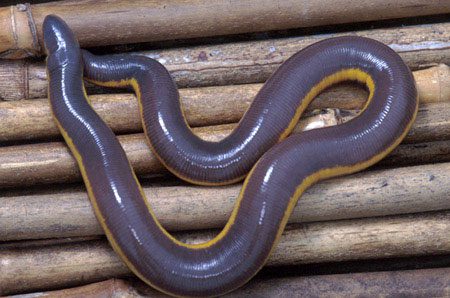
top-left (415, 64), bottom-right (450, 103)
top-left (0, 0), bottom-right (449, 59)
top-left (1, 211), bottom-right (450, 295)
top-left (1, 161), bottom-right (449, 241)
top-left (1, 65), bottom-right (448, 142)
top-left (1, 22), bottom-right (449, 100)
top-left (16, 268), bottom-right (450, 298)
top-left (0, 101), bottom-right (448, 188)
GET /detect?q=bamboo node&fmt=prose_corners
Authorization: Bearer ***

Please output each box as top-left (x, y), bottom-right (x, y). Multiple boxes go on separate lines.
top-left (0, 4), bottom-right (40, 59)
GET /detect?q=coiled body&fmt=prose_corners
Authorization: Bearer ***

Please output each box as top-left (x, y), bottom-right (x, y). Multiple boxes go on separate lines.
top-left (44, 15), bottom-right (418, 297)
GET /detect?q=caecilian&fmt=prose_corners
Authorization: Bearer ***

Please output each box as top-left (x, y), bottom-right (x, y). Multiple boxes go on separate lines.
top-left (43, 15), bottom-right (418, 297)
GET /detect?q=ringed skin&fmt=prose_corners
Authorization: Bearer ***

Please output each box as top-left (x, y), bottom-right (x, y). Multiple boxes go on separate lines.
top-left (43, 15), bottom-right (418, 297)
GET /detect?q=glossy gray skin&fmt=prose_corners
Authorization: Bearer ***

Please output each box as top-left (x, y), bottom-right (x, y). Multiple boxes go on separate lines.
top-left (80, 36), bottom-right (417, 185)
top-left (44, 15), bottom-right (417, 297)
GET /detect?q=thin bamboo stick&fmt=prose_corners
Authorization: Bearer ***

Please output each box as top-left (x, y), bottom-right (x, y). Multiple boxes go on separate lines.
top-left (1, 65), bottom-right (448, 142)
top-left (17, 268), bottom-right (450, 298)
top-left (1, 211), bottom-right (449, 295)
top-left (231, 268), bottom-right (450, 297)
top-left (0, 236), bottom-right (102, 250)
top-left (0, 102), bottom-right (448, 188)
top-left (1, 22), bottom-right (449, 100)
top-left (1, 161), bottom-right (450, 241)
top-left (378, 140), bottom-right (450, 168)
top-left (1, 0), bottom-right (449, 59)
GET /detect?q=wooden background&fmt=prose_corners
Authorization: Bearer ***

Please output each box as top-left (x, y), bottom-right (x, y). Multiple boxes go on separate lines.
top-left (0, 0), bottom-right (449, 297)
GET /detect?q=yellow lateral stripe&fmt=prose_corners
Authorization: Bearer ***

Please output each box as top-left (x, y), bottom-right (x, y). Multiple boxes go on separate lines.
top-left (57, 64), bottom-right (417, 296)
top-left (278, 68), bottom-right (375, 141)
top-left (51, 82), bottom-right (176, 297)
top-left (54, 120), bottom-right (176, 297)
top-left (87, 77), bottom-right (241, 186)
top-left (87, 68), bottom-right (375, 186)
top-left (85, 76), bottom-right (251, 249)
top-left (132, 76), bottom-right (252, 249)
top-left (269, 92), bottom-right (418, 260)
top-left (80, 68), bottom-right (378, 250)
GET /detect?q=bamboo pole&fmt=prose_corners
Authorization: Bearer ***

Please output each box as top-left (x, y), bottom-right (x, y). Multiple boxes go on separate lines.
top-left (1, 211), bottom-right (450, 295)
top-left (0, 3), bottom-right (40, 59)
top-left (1, 161), bottom-right (450, 241)
top-left (1, 22), bottom-right (449, 100)
top-left (18, 268), bottom-right (450, 298)
top-left (1, 65), bottom-right (448, 142)
top-left (1, 0), bottom-right (449, 59)
top-left (0, 101), bottom-right (449, 188)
